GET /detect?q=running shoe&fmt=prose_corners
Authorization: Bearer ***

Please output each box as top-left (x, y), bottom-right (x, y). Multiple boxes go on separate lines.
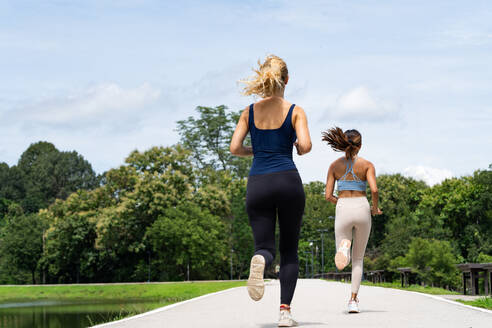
top-left (348, 298), bottom-right (360, 313)
top-left (247, 254), bottom-right (265, 301)
top-left (278, 308), bottom-right (298, 327)
top-left (335, 239), bottom-right (351, 270)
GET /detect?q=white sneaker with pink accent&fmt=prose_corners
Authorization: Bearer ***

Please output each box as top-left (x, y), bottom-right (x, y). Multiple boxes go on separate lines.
top-left (278, 307), bottom-right (298, 327)
top-left (335, 239), bottom-right (351, 270)
top-left (348, 298), bottom-right (360, 313)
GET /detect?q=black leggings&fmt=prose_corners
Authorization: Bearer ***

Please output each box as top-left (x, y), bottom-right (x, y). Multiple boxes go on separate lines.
top-left (246, 169), bottom-right (305, 305)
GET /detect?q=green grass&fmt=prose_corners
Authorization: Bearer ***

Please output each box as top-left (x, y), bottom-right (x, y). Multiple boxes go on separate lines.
top-left (455, 297), bottom-right (492, 310)
top-left (359, 281), bottom-right (460, 295)
top-left (87, 307), bottom-right (142, 327)
top-left (324, 279), bottom-right (459, 295)
top-left (0, 280), bottom-right (246, 304)
top-left (326, 279), bottom-right (492, 311)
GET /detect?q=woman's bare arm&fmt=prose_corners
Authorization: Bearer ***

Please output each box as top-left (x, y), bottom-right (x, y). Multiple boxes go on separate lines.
top-left (230, 108), bottom-right (253, 157)
top-left (293, 106), bottom-right (312, 155)
top-left (366, 162), bottom-right (382, 215)
top-left (325, 163), bottom-right (338, 204)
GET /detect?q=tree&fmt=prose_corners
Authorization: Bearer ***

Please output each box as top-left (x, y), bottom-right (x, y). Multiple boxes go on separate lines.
top-left (405, 238), bottom-right (460, 288)
top-left (41, 212), bottom-right (97, 283)
top-left (470, 166), bottom-right (492, 258)
top-left (96, 145), bottom-right (195, 254)
top-left (176, 105), bottom-right (252, 179)
top-left (16, 141), bottom-right (98, 213)
top-left (228, 178), bottom-right (254, 278)
top-left (0, 197), bottom-right (10, 227)
top-left (0, 163), bottom-right (25, 202)
top-left (146, 204), bottom-right (228, 280)
top-left (414, 174), bottom-right (491, 261)
top-left (300, 182), bottom-right (336, 273)
top-left (372, 174), bottom-right (428, 251)
top-left (0, 206), bottom-right (45, 284)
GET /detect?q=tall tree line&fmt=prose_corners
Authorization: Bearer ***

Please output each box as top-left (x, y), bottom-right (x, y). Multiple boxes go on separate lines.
top-left (0, 142), bottom-right (99, 283)
top-left (0, 106), bottom-right (491, 289)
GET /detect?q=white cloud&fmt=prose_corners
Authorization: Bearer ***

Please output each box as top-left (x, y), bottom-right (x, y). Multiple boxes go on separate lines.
top-left (403, 165), bottom-right (453, 186)
top-left (14, 83), bottom-right (160, 126)
top-left (329, 86), bottom-right (398, 121)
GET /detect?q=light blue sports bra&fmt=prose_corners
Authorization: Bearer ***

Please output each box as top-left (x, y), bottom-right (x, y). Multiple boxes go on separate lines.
top-left (337, 157), bottom-right (367, 192)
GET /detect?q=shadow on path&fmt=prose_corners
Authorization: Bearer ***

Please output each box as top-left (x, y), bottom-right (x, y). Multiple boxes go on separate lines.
top-left (341, 309), bottom-right (388, 314)
top-left (258, 322), bottom-right (326, 328)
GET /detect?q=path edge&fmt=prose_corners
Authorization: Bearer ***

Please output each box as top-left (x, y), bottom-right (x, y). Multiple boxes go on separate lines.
top-left (404, 290), bottom-right (492, 315)
top-left (326, 279), bottom-right (492, 315)
top-left (90, 286), bottom-right (245, 327)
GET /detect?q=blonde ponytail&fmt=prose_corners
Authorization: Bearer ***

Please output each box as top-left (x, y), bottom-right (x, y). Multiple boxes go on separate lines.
top-left (240, 55), bottom-right (288, 98)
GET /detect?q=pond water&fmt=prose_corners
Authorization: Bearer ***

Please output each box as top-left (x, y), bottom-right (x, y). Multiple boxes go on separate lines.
top-left (0, 299), bottom-right (165, 328)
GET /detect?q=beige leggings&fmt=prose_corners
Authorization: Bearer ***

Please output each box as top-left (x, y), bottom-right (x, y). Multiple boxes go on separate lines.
top-left (335, 197), bottom-right (371, 294)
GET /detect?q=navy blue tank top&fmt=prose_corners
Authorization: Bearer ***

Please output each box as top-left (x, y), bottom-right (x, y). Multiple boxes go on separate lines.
top-left (248, 103), bottom-right (298, 176)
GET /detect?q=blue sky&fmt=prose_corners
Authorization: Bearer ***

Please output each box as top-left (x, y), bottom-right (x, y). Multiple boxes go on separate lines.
top-left (1, 0), bottom-right (491, 185)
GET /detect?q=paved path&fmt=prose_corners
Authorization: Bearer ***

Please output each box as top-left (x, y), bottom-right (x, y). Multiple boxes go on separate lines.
top-left (93, 279), bottom-right (492, 328)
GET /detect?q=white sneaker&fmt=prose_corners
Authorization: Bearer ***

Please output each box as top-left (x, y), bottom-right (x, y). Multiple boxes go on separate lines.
top-left (335, 239), bottom-right (351, 270)
top-left (348, 299), bottom-right (360, 313)
top-left (278, 309), bottom-right (298, 327)
top-left (247, 254), bottom-right (265, 301)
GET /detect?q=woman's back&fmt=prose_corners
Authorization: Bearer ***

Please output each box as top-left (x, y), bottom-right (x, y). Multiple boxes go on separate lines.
top-left (250, 98), bottom-right (294, 130)
top-left (332, 156), bottom-right (370, 181)
top-left (247, 99), bottom-right (297, 176)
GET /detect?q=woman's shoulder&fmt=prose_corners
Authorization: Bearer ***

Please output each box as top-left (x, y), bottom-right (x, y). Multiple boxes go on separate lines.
top-left (330, 157), bottom-right (347, 169)
top-left (240, 105), bottom-right (250, 120)
top-left (356, 157), bottom-right (375, 169)
top-left (292, 103), bottom-right (305, 114)
top-left (291, 103), bottom-right (306, 126)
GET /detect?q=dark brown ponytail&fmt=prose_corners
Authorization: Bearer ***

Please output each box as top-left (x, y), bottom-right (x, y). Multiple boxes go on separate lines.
top-left (322, 127), bottom-right (362, 160)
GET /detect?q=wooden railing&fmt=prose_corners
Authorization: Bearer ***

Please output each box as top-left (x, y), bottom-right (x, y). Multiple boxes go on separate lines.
top-left (316, 263), bottom-right (492, 296)
top-left (456, 263), bottom-right (492, 295)
top-left (316, 270), bottom-right (386, 283)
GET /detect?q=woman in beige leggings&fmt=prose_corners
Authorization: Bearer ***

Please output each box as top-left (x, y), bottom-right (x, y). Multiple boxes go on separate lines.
top-left (322, 127), bottom-right (382, 313)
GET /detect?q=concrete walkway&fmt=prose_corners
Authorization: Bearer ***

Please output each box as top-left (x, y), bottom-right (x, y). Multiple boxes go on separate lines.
top-left (93, 279), bottom-right (492, 328)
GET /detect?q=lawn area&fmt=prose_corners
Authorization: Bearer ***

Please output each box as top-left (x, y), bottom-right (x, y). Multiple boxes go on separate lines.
top-left (456, 297), bottom-right (492, 310)
top-left (325, 279), bottom-right (460, 295)
top-left (327, 279), bottom-right (492, 311)
top-left (359, 281), bottom-right (460, 295)
top-left (0, 280), bottom-right (246, 304)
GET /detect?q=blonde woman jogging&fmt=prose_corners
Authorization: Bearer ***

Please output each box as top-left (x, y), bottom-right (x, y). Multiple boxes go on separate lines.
top-left (230, 55), bottom-right (312, 327)
top-left (322, 127), bottom-right (382, 313)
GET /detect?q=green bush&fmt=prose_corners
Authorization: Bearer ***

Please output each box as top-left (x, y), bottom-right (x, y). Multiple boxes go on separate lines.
top-left (405, 237), bottom-right (460, 289)
top-left (477, 252), bottom-right (492, 263)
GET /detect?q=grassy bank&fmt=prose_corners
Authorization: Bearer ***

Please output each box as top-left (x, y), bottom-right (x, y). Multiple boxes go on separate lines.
top-left (0, 280), bottom-right (246, 304)
top-left (326, 279), bottom-right (492, 311)
top-left (359, 281), bottom-right (460, 295)
top-left (456, 297), bottom-right (492, 310)
top-left (324, 279), bottom-right (460, 295)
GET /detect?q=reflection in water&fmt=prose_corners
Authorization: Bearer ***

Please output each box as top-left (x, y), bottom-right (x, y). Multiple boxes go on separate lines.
top-left (0, 299), bottom-right (165, 328)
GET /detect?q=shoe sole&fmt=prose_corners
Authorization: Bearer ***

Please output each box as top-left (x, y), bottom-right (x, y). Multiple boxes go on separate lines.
top-left (278, 319), bottom-right (298, 327)
top-left (247, 255), bottom-right (265, 301)
top-left (335, 239), bottom-right (351, 270)
top-left (348, 310), bottom-right (360, 313)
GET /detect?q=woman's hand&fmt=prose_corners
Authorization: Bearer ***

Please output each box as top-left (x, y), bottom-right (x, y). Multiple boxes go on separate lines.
top-left (371, 207), bottom-right (383, 216)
